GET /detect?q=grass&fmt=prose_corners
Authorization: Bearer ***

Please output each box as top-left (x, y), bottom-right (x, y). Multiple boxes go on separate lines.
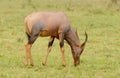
top-left (0, 0), bottom-right (120, 78)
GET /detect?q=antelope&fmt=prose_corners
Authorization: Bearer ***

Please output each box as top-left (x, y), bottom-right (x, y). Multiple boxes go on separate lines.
top-left (24, 11), bottom-right (88, 67)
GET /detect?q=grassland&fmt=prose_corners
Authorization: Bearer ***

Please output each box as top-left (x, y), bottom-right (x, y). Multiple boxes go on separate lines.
top-left (0, 0), bottom-right (120, 78)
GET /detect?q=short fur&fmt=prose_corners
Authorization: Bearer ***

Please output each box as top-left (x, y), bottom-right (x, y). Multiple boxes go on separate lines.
top-left (24, 11), bottom-right (88, 66)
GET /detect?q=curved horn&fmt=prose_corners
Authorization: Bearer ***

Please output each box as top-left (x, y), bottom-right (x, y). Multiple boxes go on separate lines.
top-left (75, 30), bottom-right (79, 38)
top-left (81, 31), bottom-right (88, 48)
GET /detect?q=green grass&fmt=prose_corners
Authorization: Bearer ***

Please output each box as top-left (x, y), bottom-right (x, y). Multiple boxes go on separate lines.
top-left (0, 0), bottom-right (120, 78)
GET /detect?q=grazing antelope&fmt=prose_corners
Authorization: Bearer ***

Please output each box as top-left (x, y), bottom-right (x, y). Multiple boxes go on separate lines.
top-left (24, 12), bottom-right (88, 67)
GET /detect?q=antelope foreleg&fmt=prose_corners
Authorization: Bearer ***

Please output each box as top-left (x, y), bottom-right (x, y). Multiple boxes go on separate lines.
top-left (42, 36), bottom-right (55, 66)
top-left (59, 33), bottom-right (66, 67)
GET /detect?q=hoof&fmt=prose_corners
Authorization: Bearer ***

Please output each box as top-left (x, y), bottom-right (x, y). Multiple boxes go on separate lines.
top-left (62, 64), bottom-right (66, 67)
top-left (24, 62), bottom-right (28, 66)
top-left (30, 63), bottom-right (34, 66)
top-left (24, 64), bottom-right (28, 66)
top-left (42, 62), bottom-right (46, 66)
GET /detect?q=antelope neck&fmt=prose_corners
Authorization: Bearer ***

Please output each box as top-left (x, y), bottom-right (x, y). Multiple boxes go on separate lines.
top-left (65, 28), bottom-right (80, 49)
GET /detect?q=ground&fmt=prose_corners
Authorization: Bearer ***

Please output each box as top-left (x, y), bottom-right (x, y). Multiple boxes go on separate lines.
top-left (0, 0), bottom-right (120, 78)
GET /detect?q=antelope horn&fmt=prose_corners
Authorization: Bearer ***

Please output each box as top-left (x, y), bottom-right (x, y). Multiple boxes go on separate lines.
top-left (75, 29), bottom-right (79, 38)
top-left (81, 31), bottom-right (88, 48)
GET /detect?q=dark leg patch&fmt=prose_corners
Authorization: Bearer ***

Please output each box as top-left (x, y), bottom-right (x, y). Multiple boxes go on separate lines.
top-left (26, 32), bottom-right (31, 41)
top-left (59, 33), bottom-right (64, 48)
top-left (60, 41), bottom-right (64, 48)
top-left (27, 22), bottom-right (46, 44)
top-left (28, 35), bottom-right (38, 44)
top-left (32, 21), bottom-right (46, 35)
top-left (48, 37), bottom-right (55, 47)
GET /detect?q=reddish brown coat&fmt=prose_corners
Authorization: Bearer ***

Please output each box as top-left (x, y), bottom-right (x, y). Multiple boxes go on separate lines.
top-left (24, 11), bottom-right (88, 66)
